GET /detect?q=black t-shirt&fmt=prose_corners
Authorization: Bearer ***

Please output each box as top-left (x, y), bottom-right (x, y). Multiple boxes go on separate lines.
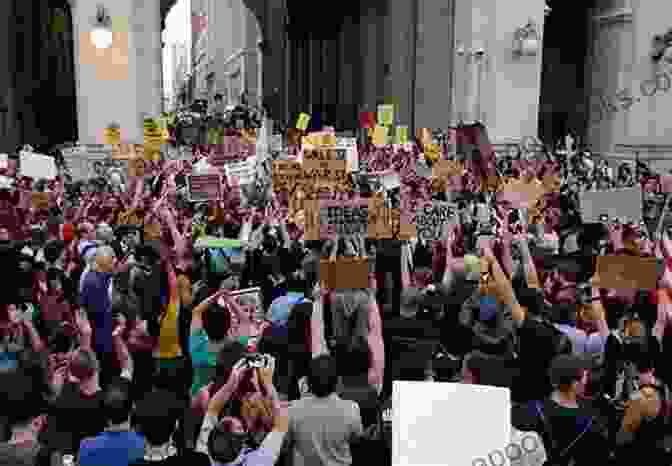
top-left (44, 383), bottom-right (106, 455)
top-left (512, 318), bottom-right (559, 403)
top-left (129, 450), bottom-right (211, 466)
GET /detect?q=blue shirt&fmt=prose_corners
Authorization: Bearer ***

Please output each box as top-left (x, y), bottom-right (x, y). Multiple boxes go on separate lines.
top-left (78, 430), bottom-right (145, 466)
top-left (80, 271), bottom-right (114, 354)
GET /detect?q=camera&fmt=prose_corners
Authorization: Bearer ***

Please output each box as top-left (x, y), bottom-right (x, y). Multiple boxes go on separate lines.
top-left (244, 353), bottom-right (267, 369)
top-left (576, 283), bottom-right (593, 305)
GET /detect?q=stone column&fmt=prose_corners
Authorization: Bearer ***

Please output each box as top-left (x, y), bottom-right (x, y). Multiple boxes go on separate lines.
top-left (69, 0), bottom-right (162, 144)
top-left (453, 0), bottom-right (546, 145)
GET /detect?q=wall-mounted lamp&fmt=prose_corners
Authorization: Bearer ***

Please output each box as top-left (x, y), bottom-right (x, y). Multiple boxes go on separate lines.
top-left (652, 29), bottom-right (672, 63)
top-left (513, 19), bottom-right (540, 56)
top-left (544, 3), bottom-right (551, 17)
top-left (91, 4), bottom-right (112, 49)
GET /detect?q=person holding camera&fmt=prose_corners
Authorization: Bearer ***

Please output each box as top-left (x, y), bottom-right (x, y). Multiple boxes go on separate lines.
top-left (195, 355), bottom-right (288, 466)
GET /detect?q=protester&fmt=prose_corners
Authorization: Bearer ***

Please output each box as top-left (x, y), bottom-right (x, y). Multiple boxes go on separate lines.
top-left (3, 127), bottom-right (672, 466)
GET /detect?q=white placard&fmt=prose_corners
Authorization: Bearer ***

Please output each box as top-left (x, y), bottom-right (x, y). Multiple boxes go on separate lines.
top-left (381, 171), bottom-right (401, 191)
top-left (336, 137), bottom-right (359, 172)
top-left (393, 381), bottom-right (510, 466)
top-left (20, 151), bottom-right (57, 180)
top-left (225, 157), bottom-right (256, 186)
top-left (579, 186), bottom-right (643, 223)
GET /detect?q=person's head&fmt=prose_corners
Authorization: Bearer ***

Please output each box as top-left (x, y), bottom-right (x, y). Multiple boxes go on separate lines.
top-left (308, 354), bottom-right (339, 397)
top-left (0, 302), bottom-right (23, 325)
top-left (219, 270), bottom-right (241, 291)
top-left (210, 341), bottom-right (248, 395)
top-left (133, 389), bottom-right (183, 446)
top-left (214, 93), bottom-right (223, 103)
top-left (43, 240), bottom-right (66, 265)
top-left (517, 287), bottom-right (546, 318)
top-left (202, 305), bottom-right (231, 342)
top-left (0, 372), bottom-right (48, 442)
top-left (400, 288), bottom-right (423, 318)
top-left (623, 224), bottom-right (645, 254)
top-left (207, 416), bottom-right (250, 465)
top-left (549, 354), bottom-right (590, 398)
top-left (236, 294), bottom-right (261, 323)
top-left (95, 245), bottom-right (117, 273)
top-left (103, 379), bottom-right (133, 427)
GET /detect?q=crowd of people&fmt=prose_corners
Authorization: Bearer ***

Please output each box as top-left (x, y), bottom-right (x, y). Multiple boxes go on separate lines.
top-left (2, 125), bottom-right (672, 466)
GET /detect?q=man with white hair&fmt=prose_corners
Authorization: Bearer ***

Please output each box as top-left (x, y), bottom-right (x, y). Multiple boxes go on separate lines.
top-left (80, 245), bottom-right (117, 387)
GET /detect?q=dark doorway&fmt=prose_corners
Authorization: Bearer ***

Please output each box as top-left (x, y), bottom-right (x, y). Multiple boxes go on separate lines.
top-left (538, 0), bottom-right (594, 149)
top-left (11, 0), bottom-right (78, 151)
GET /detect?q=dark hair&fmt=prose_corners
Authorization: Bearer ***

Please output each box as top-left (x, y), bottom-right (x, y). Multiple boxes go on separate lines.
top-left (337, 335), bottom-right (370, 377)
top-left (308, 355), bottom-right (339, 397)
top-left (133, 389), bottom-right (183, 445)
top-left (153, 363), bottom-right (192, 397)
top-left (43, 240), bottom-right (66, 264)
top-left (209, 341), bottom-right (248, 397)
top-left (203, 305), bottom-right (231, 342)
top-left (0, 372), bottom-right (47, 430)
top-left (103, 379), bottom-right (133, 425)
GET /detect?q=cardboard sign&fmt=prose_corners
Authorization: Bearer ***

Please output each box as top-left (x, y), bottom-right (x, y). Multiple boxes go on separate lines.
top-left (335, 137), bottom-right (358, 172)
top-left (20, 151), bottom-right (57, 180)
top-left (144, 221), bottom-right (162, 242)
top-left (368, 198), bottom-right (416, 239)
top-left (579, 186), bottom-right (643, 224)
top-left (128, 156), bottom-right (146, 178)
top-left (31, 192), bottom-right (50, 210)
top-left (303, 133), bottom-right (337, 147)
top-left (593, 255), bottom-right (659, 290)
top-left (372, 126), bottom-right (389, 146)
top-left (117, 208), bottom-right (142, 226)
top-left (188, 174), bottom-right (221, 202)
top-left (319, 258), bottom-right (369, 289)
top-left (272, 161), bottom-right (303, 192)
top-left (319, 199), bottom-right (369, 237)
top-left (377, 104), bottom-right (394, 126)
top-left (296, 113), bottom-right (311, 131)
top-left (359, 111), bottom-right (376, 129)
top-left (104, 127), bottom-right (121, 145)
top-left (392, 382), bottom-right (510, 466)
top-left (416, 202), bottom-right (458, 241)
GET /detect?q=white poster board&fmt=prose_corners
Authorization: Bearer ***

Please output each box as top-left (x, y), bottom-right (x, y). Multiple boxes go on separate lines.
top-left (416, 202), bottom-right (458, 241)
top-left (579, 186), bottom-right (642, 223)
top-left (60, 145), bottom-right (114, 181)
top-left (224, 157), bottom-right (256, 186)
top-left (336, 137), bottom-right (359, 172)
top-left (393, 381), bottom-right (510, 466)
top-left (20, 151), bottom-right (57, 180)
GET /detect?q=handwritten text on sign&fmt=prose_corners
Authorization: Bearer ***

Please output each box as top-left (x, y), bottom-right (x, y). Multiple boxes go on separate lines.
top-left (319, 199), bottom-right (369, 237)
top-left (416, 202), bottom-right (457, 241)
top-left (188, 174), bottom-right (221, 202)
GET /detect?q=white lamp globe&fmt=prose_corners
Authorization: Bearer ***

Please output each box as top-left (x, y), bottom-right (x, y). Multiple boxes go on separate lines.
top-left (91, 27), bottom-right (113, 49)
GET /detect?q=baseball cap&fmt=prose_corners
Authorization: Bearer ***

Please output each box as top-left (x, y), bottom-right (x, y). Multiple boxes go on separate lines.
top-left (268, 294), bottom-right (304, 325)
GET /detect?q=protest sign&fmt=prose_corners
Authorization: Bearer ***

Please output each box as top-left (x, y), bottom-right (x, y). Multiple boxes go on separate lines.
top-left (0, 154), bottom-right (7, 171)
top-left (296, 113), bottom-right (311, 131)
top-left (368, 198), bottom-right (416, 239)
top-left (128, 156), bottom-right (146, 178)
top-left (335, 137), bottom-right (358, 172)
top-left (31, 192), bottom-right (50, 210)
top-left (188, 174), bottom-right (222, 202)
top-left (359, 111), bottom-right (376, 129)
top-left (20, 151), bottom-right (57, 180)
top-left (319, 199), bottom-right (369, 237)
top-left (498, 178), bottom-right (547, 209)
top-left (579, 186), bottom-right (643, 223)
top-left (319, 258), bottom-right (369, 289)
top-left (372, 126), bottom-right (389, 146)
top-left (593, 255), bottom-right (659, 290)
top-left (272, 160), bottom-right (303, 192)
top-left (224, 157), bottom-right (255, 186)
top-left (392, 381), bottom-right (510, 466)
top-left (416, 202), bottom-right (458, 241)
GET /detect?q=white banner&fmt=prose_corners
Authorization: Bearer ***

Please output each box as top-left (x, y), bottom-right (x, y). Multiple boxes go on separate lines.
top-left (579, 186), bottom-right (643, 223)
top-left (393, 381), bottom-right (510, 466)
top-left (20, 151), bottom-right (57, 180)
